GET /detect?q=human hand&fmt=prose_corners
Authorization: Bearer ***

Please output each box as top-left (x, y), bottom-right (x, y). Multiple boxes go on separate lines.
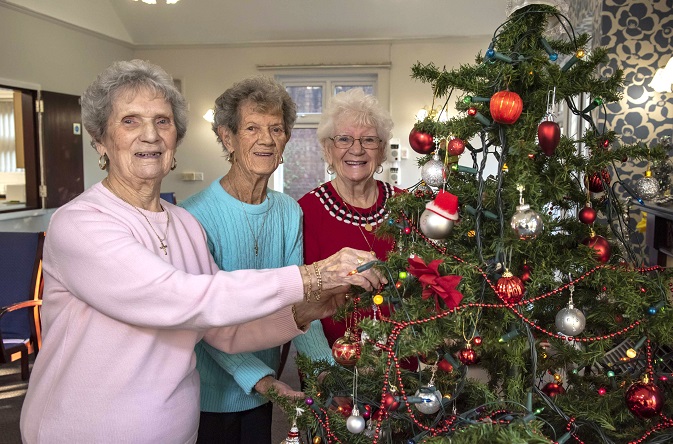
top-left (254, 375), bottom-right (304, 399)
top-left (314, 247), bottom-right (387, 292)
top-left (293, 286), bottom-right (350, 326)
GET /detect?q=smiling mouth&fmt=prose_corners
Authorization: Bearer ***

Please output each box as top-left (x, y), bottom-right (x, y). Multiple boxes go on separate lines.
top-left (254, 152), bottom-right (274, 157)
top-left (345, 160), bottom-right (367, 166)
top-left (136, 152), bottom-right (162, 158)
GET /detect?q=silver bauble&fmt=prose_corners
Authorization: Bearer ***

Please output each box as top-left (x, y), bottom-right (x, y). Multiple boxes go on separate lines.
top-left (510, 204), bottom-right (543, 239)
top-left (635, 175), bottom-right (660, 200)
top-left (420, 208), bottom-right (454, 239)
top-left (346, 410), bottom-right (366, 434)
top-left (421, 159), bottom-right (446, 187)
top-left (414, 386), bottom-right (442, 415)
top-left (555, 305), bottom-right (586, 336)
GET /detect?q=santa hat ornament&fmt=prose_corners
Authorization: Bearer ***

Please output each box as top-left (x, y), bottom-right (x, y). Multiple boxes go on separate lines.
top-left (419, 190), bottom-right (459, 240)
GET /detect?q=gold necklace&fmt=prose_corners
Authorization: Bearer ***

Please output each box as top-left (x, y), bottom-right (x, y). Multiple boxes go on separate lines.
top-left (226, 178), bottom-right (272, 257)
top-left (105, 178), bottom-right (170, 255)
top-left (333, 181), bottom-right (377, 258)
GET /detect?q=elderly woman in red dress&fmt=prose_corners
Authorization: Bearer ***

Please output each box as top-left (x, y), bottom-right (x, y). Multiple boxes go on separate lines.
top-left (298, 89), bottom-right (414, 370)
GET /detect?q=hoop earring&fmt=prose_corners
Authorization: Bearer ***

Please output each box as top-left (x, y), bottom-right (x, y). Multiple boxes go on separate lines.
top-left (98, 154), bottom-right (108, 171)
top-left (376, 164), bottom-right (384, 174)
top-left (279, 156), bottom-right (284, 164)
top-left (171, 157), bottom-right (177, 171)
top-left (326, 165), bottom-right (335, 175)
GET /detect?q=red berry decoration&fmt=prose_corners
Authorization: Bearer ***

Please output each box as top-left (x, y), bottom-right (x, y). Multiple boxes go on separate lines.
top-left (409, 129), bottom-right (434, 154)
top-left (332, 332), bottom-right (359, 367)
top-left (437, 359), bottom-right (454, 373)
top-left (472, 336), bottom-right (482, 346)
top-left (496, 270), bottom-right (525, 304)
top-left (625, 378), bottom-right (665, 419)
top-left (520, 262), bottom-right (533, 283)
top-left (542, 382), bottom-right (566, 397)
top-left (490, 90), bottom-right (523, 124)
top-left (537, 120), bottom-right (561, 156)
top-left (585, 169), bottom-right (611, 193)
top-left (578, 204), bottom-right (597, 224)
top-left (582, 233), bottom-right (611, 263)
top-left (447, 137), bottom-right (466, 156)
top-left (457, 345), bottom-right (479, 365)
top-left (382, 392), bottom-right (400, 411)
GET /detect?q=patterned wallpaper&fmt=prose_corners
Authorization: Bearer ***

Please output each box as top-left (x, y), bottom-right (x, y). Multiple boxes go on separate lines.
top-left (600, 0), bottom-right (673, 177)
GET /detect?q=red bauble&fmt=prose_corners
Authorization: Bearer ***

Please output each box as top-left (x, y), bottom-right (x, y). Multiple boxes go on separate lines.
top-left (490, 90), bottom-right (523, 124)
top-left (578, 205), bottom-right (597, 224)
top-left (457, 346), bottom-right (479, 365)
top-left (382, 393), bottom-right (400, 411)
top-left (496, 272), bottom-right (525, 304)
top-left (585, 170), bottom-right (611, 193)
top-left (447, 138), bottom-right (466, 156)
top-left (582, 234), bottom-right (611, 263)
top-left (332, 334), bottom-right (359, 366)
top-left (337, 402), bottom-right (353, 418)
top-left (542, 382), bottom-right (566, 397)
top-left (520, 263), bottom-right (533, 283)
top-left (625, 380), bottom-right (665, 419)
top-left (437, 358), bottom-right (454, 373)
top-left (537, 120), bottom-right (561, 156)
top-left (409, 129), bottom-right (435, 154)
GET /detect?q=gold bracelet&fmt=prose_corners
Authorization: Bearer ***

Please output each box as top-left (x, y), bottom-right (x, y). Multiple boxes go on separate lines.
top-left (303, 265), bottom-right (312, 302)
top-left (312, 262), bottom-right (322, 302)
top-left (291, 304), bottom-right (307, 331)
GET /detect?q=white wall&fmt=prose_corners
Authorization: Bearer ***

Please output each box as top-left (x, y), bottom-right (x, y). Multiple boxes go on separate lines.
top-left (0, 4), bottom-right (490, 229)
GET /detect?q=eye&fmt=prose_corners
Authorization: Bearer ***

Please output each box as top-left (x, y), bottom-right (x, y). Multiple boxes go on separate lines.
top-left (271, 126), bottom-right (285, 135)
top-left (362, 137), bottom-right (378, 144)
top-left (244, 125), bottom-right (258, 133)
top-left (156, 117), bottom-right (172, 125)
top-left (122, 116), bottom-right (137, 125)
top-left (335, 135), bottom-right (352, 144)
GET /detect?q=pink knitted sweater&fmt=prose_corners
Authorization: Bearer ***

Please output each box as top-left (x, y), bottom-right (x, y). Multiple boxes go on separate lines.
top-left (21, 183), bottom-right (304, 443)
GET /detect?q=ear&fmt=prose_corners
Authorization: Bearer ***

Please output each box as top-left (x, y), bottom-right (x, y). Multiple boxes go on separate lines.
top-left (93, 139), bottom-right (106, 157)
top-left (218, 126), bottom-right (235, 155)
top-left (321, 140), bottom-right (333, 165)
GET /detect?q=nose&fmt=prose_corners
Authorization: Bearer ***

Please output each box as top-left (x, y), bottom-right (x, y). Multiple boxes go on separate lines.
top-left (140, 120), bottom-right (160, 142)
top-left (349, 139), bottom-right (366, 154)
top-left (258, 126), bottom-right (274, 145)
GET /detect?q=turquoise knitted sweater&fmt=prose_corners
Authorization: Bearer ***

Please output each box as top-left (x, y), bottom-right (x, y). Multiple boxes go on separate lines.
top-left (181, 179), bottom-right (334, 413)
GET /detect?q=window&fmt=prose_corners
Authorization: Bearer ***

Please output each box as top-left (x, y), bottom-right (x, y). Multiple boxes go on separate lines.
top-left (274, 75), bottom-right (377, 200)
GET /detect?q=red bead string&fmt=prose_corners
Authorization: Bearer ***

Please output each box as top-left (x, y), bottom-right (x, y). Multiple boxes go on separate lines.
top-left (311, 407), bottom-right (342, 444)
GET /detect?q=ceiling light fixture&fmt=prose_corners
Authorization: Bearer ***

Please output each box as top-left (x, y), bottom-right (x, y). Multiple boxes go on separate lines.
top-left (133, 0), bottom-right (180, 5)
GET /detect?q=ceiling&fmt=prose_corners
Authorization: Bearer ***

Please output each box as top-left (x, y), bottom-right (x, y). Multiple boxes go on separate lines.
top-left (3, 0), bottom-right (508, 46)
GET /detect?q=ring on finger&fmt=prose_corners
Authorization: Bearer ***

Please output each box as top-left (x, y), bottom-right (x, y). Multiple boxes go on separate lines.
top-left (356, 257), bottom-right (365, 265)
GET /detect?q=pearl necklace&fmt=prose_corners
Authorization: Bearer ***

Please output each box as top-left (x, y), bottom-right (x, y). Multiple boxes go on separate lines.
top-left (105, 179), bottom-right (170, 255)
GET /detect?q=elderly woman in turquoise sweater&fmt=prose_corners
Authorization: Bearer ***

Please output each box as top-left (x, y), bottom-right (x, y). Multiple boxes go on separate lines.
top-left (181, 76), bottom-right (333, 444)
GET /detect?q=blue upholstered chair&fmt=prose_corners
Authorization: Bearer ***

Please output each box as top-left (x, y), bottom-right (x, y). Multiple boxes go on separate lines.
top-left (160, 192), bottom-right (177, 204)
top-left (0, 232), bottom-right (45, 380)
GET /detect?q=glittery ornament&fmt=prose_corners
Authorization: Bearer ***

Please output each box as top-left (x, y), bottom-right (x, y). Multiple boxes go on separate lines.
top-left (421, 152), bottom-right (446, 187)
top-left (414, 385), bottom-right (442, 414)
top-left (346, 406), bottom-right (366, 434)
top-left (496, 270), bottom-right (525, 304)
top-left (635, 170), bottom-right (660, 200)
top-left (447, 137), bottom-right (466, 156)
top-left (409, 129), bottom-right (435, 154)
top-left (555, 304), bottom-right (586, 336)
top-left (332, 330), bottom-right (359, 366)
top-left (625, 377), bottom-right (665, 419)
top-left (510, 204), bottom-right (543, 239)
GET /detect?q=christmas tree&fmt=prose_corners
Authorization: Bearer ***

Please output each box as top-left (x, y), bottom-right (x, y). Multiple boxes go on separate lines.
top-left (275, 5), bottom-right (673, 443)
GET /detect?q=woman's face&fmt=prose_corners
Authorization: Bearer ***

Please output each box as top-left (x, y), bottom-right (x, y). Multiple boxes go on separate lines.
top-left (219, 101), bottom-right (288, 179)
top-left (324, 118), bottom-right (384, 186)
top-left (98, 87), bottom-right (177, 187)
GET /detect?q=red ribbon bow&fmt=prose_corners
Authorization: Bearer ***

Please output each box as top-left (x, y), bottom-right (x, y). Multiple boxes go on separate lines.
top-left (407, 255), bottom-right (463, 312)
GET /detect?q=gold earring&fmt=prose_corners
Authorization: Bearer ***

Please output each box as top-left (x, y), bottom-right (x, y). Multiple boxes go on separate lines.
top-left (171, 157), bottom-right (177, 171)
top-left (98, 154), bottom-right (108, 170)
top-left (279, 156), bottom-right (284, 164)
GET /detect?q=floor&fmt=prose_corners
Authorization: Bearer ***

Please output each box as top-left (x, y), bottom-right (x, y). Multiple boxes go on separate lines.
top-left (0, 346), bottom-right (299, 444)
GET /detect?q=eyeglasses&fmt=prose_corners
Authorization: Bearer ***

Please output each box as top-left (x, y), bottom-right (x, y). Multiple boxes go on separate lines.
top-left (329, 135), bottom-right (382, 150)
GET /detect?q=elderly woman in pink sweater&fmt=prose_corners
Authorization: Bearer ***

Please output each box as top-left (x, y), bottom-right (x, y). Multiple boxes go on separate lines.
top-left (19, 60), bottom-right (384, 444)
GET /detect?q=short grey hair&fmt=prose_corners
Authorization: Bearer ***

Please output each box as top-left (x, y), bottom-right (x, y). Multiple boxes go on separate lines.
top-left (80, 59), bottom-right (188, 148)
top-left (317, 88), bottom-right (394, 162)
top-left (212, 76), bottom-right (297, 155)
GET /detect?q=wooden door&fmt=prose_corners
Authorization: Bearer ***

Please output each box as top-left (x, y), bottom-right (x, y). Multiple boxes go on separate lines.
top-left (41, 91), bottom-right (83, 208)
